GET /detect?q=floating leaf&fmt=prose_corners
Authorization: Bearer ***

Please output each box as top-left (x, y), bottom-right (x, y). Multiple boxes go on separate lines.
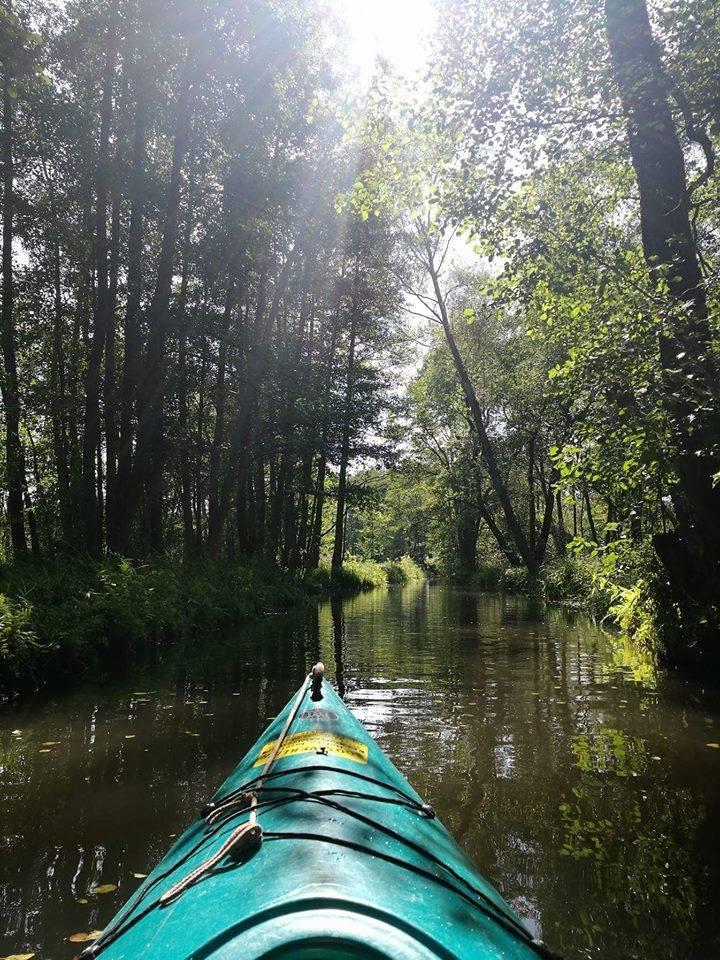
top-left (38, 749), bottom-right (51, 754)
top-left (651, 756), bottom-right (661, 761)
top-left (68, 930), bottom-right (103, 943)
top-left (1, 953), bottom-right (35, 959)
top-left (77, 898), bottom-right (89, 904)
top-left (42, 741), bottom-right (61, 746)
top-left (124, 734), bottom-right (136, 740)
top-left (11, 730), bottom-right (21, 736)
top-left (707, 743), bottom-right (720, 749)
top-left (132, 872), bottom-right (147, 879)
top-left (90, 883), bottom-right (117, 895)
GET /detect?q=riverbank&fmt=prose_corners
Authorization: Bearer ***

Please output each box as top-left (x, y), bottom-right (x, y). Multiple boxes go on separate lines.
top-left (468, 554), bottom-right (664, 666)
top-left (0, 555), bottom-right (425, 701)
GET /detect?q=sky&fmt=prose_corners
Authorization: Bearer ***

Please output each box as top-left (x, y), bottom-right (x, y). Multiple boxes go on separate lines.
top-left (334, 0), bottom-right (436, 85)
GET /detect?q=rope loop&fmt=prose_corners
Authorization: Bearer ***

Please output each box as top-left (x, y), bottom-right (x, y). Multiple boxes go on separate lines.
top-left (159, 820), bottom-right (263, 906)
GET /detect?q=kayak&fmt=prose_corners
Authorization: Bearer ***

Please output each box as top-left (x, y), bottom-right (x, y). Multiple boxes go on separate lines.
top-left (80, 665), bottom-right (561, 960)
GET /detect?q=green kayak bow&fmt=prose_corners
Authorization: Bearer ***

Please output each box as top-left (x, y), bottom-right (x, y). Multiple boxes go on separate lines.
top-left (82, 666), bottom-right (562, 960)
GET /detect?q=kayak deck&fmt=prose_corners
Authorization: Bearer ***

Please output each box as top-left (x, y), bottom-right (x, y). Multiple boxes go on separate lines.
top-left (84, 671), bottom-right (554, 960)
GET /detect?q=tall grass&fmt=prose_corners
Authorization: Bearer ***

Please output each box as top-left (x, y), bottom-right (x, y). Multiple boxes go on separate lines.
top-left (0, 559), bottom-right (307, 699)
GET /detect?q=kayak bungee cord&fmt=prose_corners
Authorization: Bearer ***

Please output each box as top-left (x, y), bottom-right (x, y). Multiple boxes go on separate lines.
top-left (159, 661), bottom-right (327, 904)
top-left (82, 665), bottom-right (566, 960)
top-left (81, 667), bottom-right (318, 957)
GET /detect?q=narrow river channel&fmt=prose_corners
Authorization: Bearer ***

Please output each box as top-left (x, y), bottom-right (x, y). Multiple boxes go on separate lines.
top-left (1, 583), bottom-right (719, 960)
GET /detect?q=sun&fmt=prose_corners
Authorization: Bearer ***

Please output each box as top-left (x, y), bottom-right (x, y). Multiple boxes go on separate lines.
top-left (335, 0), bottom-right (436, 84)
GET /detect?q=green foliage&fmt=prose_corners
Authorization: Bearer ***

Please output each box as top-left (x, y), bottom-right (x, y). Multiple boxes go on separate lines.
top-left (382, 555), bottom-right (425, 584)
top-left (334, 557), bottom-right (389, 592)
top-left (609, 584), bottom-right (661, 658)
top-left (541, 555), bottom-right (602, 611)
top-left (0, 592), bottom-right (42, 690)
top-left (305, 557), bottom-right (389, 593)
top-left (0, 559), bottom-right (312, 699)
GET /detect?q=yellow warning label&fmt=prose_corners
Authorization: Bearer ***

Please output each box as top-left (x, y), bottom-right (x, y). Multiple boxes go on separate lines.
top-left (253, 730), bottom-right (368, 766)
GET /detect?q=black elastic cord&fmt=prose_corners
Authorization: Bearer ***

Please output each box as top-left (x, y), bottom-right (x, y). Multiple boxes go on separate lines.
top-left (85, 771), bottom-right (565, 960)
top-left (215, 762), bottom-right (423, 810)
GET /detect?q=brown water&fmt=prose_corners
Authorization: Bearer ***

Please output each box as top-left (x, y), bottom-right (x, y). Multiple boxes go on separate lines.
top-left (1, 583), bottom-right (720, 960)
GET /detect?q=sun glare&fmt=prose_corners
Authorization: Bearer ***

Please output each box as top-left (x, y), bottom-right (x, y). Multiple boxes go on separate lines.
top-left (335, 0), bottom-right (435, 84)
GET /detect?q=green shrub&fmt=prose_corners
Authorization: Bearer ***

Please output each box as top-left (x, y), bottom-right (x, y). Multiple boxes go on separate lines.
top-left (541, 555), bottom-right (600, 609)
top-left (382, 555), bottom-right (425, 584)
top-left (0, 558), bottom-right (312, 700)
top-left (502, 565), bottom-right (532, 593)
top-left (608, 582), bottom-right (660, 657)
top-left (469, 564), bottom-right (504, 590)
top-left (0, 593), bottom-right (44, 694)
top-left (334, 557), bottom-right (388, 591)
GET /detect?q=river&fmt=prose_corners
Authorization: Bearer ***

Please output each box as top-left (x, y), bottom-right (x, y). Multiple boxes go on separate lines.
top-left (1, 583), bottom-right (719, 959)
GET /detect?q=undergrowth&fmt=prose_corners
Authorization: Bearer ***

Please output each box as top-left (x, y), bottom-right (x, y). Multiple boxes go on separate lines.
top-left (0, 559), bottom-right (306, 699)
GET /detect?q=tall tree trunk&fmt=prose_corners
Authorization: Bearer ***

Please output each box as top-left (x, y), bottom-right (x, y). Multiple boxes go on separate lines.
top-left (194, 332), bottom-right (210, 554)
top-left (422, 234), bottom-right (537, 575)
top-left (207, 276), bottom-right (237, 548)
top-left (554, 491), bottom-right (567, 556)
top-left (605, 0), bottom-right (720, 614)
top-left (1, 33), bottom-right (26, 557)
top-left (583, 484), bottom-right (599, 544)
top-left (82, 35), bottom-right (115, 553)
top-left (176, 215), bottom-right (195, 557)
top-left (110, 89), bottom-right (146, 553)
top-left (51, 238), bottom-right (72, 545)
top-left (331, 277), bottom-right (359, 571)
top-left (255, 455), bottom-right (266, 554)
top-left (103, 156), bottom-right (121, 539)
top-left (527, 435), bottom-right (536, 556)
top-left (125, 76), bottom-right (193, 553)
top-left (306, 298), bottom-right (341, 569)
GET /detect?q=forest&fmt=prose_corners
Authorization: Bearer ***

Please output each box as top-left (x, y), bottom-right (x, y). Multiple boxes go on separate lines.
top-left (0, 0), bottom-right (718, 694)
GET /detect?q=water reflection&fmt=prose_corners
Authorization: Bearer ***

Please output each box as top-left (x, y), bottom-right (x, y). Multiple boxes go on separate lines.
top-left (1, 583), bottom-right (719, 960)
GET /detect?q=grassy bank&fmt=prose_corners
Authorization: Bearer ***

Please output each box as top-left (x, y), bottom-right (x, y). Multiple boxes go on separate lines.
top-left (0, 559), bottom-right (309, 699)
top-left (0, 554), bottom-right (426, 701)
top-left (308, 554), bottom-right (425, 592)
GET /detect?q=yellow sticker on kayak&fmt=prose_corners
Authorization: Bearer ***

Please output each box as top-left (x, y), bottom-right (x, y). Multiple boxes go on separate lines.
top-left (253, 730), bottom-right (368, 766)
